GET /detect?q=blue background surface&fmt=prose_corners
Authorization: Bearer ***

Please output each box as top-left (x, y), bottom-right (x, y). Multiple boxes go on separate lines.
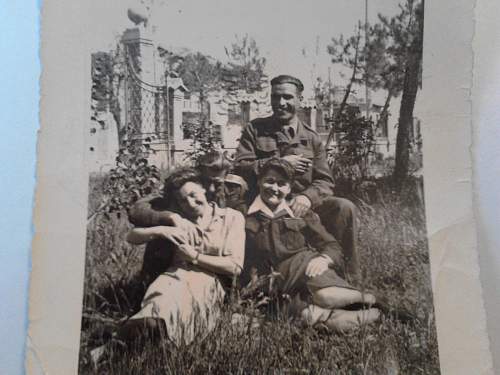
top-left (0, 1), bottom-right (40, 374)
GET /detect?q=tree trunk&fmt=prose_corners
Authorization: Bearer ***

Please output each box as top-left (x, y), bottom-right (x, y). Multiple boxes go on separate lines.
top-left (393, 1), bottom-right (423, 188)
top-left (393, 52), bottom-right (421, 186)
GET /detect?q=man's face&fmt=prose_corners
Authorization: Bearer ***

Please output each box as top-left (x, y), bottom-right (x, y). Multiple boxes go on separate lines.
top-left (200, 167), bottom-right (227, 201)
top-left (258, 168), bottom-right (292, 210)
top-left (271, 83), bottom-right (301, 124)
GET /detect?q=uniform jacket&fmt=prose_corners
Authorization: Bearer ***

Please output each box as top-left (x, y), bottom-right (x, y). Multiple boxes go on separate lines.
top-left (242, 208), bottom-right (345, 294)
top-left (234, 116), bottom-right (335, 208)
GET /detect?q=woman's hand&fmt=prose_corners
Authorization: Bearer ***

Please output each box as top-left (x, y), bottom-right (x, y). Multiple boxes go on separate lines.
top-left (290, 195), bottom-right (311, 218)
top-left (305, 256), bottom-right (330, 278)
top-left (154, 227), bottom-right (201, 264)
top-left (170, 213), bottom-right (201, 245)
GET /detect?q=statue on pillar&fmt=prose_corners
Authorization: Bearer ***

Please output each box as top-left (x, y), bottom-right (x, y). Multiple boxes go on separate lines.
top-left (127, 0), bottom-right (166, 36)
top-left (127, 7), bottom-right (148, 28)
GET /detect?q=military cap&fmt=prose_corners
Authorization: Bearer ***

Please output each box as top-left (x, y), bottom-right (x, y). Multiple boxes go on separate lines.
top-left (270, 75), bottom-right (304, 93)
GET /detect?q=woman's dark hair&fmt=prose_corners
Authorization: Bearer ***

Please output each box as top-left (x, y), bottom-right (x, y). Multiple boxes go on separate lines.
top-left (196, 150), bottom-right (232, 172)
top-left (162, 167), bottom-right (203, 207)
top-left (258, 158), bottom-right (295, 182)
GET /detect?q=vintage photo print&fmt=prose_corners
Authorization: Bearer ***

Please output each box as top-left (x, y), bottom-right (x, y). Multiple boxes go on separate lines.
top-left (28, 0), bottom-right (494, 374)
top-left (77, 0), bottom-right (439, 373)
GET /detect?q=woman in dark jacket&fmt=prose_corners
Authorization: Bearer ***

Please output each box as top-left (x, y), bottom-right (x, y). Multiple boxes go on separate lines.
top-left (242, 158), bottom-right (380, 332)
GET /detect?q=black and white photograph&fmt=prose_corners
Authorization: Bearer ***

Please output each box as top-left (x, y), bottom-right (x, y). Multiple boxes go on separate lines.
top-left (76, 0), bottom-right (440, 373)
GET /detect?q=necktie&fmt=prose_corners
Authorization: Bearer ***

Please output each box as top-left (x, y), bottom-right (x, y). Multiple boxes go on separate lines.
top-left (286, 126), bottom-right (295, 139)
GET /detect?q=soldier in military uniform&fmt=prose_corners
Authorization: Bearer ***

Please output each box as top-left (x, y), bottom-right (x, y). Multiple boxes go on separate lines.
top-left (234, 75), bottom-right (360, 281)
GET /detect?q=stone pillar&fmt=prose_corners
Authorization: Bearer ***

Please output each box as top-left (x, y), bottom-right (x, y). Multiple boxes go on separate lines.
top-left (122, 27), bottom-right (170, 168)
top-left (121, 28), bottom-right (161, 86)
top-left (172, 87), bottom-right (186, 164)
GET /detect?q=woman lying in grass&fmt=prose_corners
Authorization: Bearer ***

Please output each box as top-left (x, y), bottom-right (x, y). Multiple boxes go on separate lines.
top-left (91, 168), bottom-right (245, 363)
top-left (127, 150), bottom-right (248, 286)
top-left (242, 158), bottom-right (385, 331)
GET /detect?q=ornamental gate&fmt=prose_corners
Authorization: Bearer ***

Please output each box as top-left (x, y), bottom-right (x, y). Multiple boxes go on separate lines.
top-left (122, 36), bottom-right (174, 170)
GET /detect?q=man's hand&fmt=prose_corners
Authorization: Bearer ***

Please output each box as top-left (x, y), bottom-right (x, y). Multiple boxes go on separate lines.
top-left (281, 154), bottom-right (312, 174)
top-left (176, 244), bottom-right (199, 263)
top-left (305, 256), bottom-right (330, 278)
top-left (170, 213), bottom-right (201, 245)
top-left (290, 195), bottom-right (311, 217)
top-left (154, 226), bottom-right (189, 246)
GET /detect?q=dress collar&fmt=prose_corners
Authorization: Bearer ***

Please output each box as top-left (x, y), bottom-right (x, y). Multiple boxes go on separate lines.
top-left (247, 195), bottom-right (295, 219)
top-left (194, 202), bottom-right (226, 232)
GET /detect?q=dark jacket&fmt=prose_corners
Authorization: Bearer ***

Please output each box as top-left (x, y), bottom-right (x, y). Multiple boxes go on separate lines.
top-left (234, 116), bottom-right (335, 208)
top-left (242, 209), bottom-right (345, 295)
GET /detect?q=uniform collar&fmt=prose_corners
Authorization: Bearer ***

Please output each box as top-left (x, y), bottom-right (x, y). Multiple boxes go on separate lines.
top-left (282, 117), bottom-right (299, 134)
top-left (275, 118), bottom-right (309, 143)
top-left (295, 119), bottom-right (312, 140)
top-left (247, 195), bottom-right (295, 219)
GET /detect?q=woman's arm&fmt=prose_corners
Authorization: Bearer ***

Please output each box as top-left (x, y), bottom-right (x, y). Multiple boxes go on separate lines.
top-left (176, 211), bottom-right (246, 277)
top-left (176, 250), bottom-right (242, 277)
top-left (191, 249), bottom-right (243, 276)
top-left (127, 227), bottom-right (240, 274)
top-left (221, 210), bottom-right (246, 271)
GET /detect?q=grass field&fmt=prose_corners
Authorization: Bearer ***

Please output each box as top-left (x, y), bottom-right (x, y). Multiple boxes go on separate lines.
top-left (78, 176), bottom-right (440, 374)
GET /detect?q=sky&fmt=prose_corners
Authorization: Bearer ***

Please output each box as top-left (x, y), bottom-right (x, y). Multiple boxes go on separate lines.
top-left (86, 0), bottom-right (403, 100)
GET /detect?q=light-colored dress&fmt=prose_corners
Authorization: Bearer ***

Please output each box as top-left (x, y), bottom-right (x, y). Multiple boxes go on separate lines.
top-left (129, 204), bottom-right (245, 346)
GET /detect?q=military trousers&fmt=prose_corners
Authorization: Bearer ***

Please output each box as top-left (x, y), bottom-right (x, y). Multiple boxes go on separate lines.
top-left (314, 196), bottom-right (360, 282)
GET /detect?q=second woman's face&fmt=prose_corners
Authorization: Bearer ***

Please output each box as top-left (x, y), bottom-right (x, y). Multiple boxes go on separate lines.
top-left (258, 169), bottom-right (291, 209)
top-left (176, 181), bottom-right (208, 219)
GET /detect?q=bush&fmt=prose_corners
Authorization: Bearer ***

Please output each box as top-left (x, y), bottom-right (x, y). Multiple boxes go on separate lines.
top-left (327, 110), bottom-right (375, 190)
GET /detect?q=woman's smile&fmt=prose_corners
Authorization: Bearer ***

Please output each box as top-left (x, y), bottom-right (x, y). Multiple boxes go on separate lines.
top-left (176, 181), bottom-right (209, 219)
top-left (258, 169), bottom-right (292, 209)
